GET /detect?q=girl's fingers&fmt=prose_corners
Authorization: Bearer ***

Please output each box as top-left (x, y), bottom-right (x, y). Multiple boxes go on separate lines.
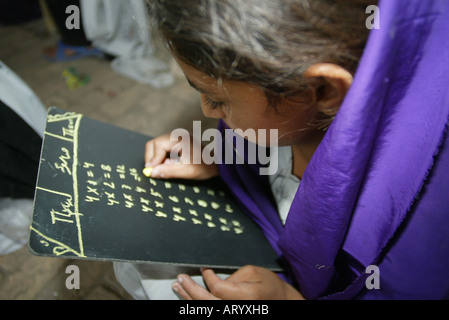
top-left (145, 134), bottom-right (177, 167)
top-left (173, 274), bottom-right (220, 300)
top-left (144, 133), bottom-right (220, 180)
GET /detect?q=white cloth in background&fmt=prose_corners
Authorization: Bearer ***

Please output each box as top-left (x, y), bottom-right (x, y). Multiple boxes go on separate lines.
top-left (80, 0), bottom-right (174, 89)
top-left (268, 146), bottom-right (301, 225)
top-left (114, 262), bottom-right (229, 300)
top-left (0, 198), bottom-right (34, 255)
top-left (0, 61), bottom-right (46, 138)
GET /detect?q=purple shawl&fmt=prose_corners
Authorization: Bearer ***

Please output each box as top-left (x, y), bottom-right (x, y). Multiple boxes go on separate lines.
top-left (218, 0), bottom-right (449, 299)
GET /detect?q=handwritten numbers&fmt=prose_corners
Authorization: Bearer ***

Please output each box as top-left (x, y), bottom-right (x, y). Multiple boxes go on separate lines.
top-left (184, 197), bottom-right (194, 205)
top-left (173, 207), bottom-right (182, 214)
top-left (123, 194), bottom-right (134, 208)
top-left (150, 188), bottom-right (163, 199)
top-left (105, 192), bottom-right (119, 206)
top-left (221, 225), bottom-right (231, 232)
top-left (197, 200), bottom-right (208, 208)
top-left (156, 211), bottom-right (168, 218)
top-left (211, 202), bottom-right (220, 210)
top-left (173, 214), bottom-right (186, 222)
top-left (103, 181), bottom-right (115, 189)
top-left (83, 162), bottom-right (94, 168)
top-left (101, 164), bottom-right (112, 171)
top-left (87, 186), bottom-right (99, 196)
top-left (129, 168), bottom-right (142, 182)
top-left (135, 186), bottom-right (146, 193)
top-left (78, 159), bottom-right (244, 234)
top-left (85, 195), bottom-right (100, 203)
top-left (116, 165), bottom-right (126, 179)
top-left (154, 201), bottom-right (164, 208)
top-left (207, 221), bottom-right (216, 228)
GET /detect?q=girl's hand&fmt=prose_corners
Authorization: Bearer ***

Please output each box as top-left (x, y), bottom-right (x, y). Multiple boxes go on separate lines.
top-left (172, 265), bottom-right (306, 300)
top-left (145, 132), bottom-right (219, 180)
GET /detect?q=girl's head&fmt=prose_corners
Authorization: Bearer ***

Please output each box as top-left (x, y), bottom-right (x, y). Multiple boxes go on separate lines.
top-left (147, 0), bottom-right (374, 145)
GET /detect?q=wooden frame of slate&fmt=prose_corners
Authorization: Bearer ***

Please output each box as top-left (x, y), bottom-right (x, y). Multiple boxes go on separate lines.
top-left (28, 107), bottom-right (283, 271)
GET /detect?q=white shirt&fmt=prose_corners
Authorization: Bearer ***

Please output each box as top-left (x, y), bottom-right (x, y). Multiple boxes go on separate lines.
top-left (268, 146), bottom-right (301, 225)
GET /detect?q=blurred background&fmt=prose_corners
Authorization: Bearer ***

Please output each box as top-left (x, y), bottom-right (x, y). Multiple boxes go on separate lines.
top-left (0, 0), bottom-right (217, 299)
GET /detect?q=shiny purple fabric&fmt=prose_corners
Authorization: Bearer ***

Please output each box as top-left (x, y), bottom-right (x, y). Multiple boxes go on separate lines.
top-left (218, 0), bottom-right (449, 299)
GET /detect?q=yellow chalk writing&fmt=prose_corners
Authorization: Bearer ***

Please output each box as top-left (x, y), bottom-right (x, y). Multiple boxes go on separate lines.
top-left (173, 214), bottom-right (186, 222)
top-left (101, 164), bottom-right (112, 171)
top-left (135, 186), bottom-right (146, 193)
top-left (150, 188), bottom-right (163, 199)
top-left (155, 201), bottom-right (164, 208)
top-left (211, 202), bottom-right (220, 209)
top-left (197, 199), bottom-right (208, 208)
top-left (87, 186), bottom-right (99, 196)
top-left (184, 197), bottom-right (194, 205)
top-left (173, 207), bottom-right (182, 214)
top-left (156, 211), bottom-right (167, 218)
top-left (54, 147), bottom-right (72, 175)
top-left (83, 162), bottom-right (94, 168)
top-left (103, 181), bottom-right (115, 189)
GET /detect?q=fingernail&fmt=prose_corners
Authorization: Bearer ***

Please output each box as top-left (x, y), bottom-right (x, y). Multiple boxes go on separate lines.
top-left (145, 161), bottom-right (151, 168)
top-left (177, 276), bottom-right (183, 284)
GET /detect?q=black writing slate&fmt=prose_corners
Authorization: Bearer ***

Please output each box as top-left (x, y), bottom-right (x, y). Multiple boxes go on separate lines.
top-left (28, 107), bottom-right (283, 271)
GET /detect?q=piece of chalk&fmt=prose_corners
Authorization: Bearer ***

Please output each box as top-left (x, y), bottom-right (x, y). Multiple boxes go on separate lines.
top-left (143, 167), bottom-right (153, 177)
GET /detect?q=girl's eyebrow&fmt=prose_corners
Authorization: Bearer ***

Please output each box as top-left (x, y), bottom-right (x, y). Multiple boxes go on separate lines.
top-left (186, 77), bottom-right (214, 95)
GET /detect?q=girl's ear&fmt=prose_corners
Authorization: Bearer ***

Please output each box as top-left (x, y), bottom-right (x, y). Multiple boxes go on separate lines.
top-left (304, 63), bottom-right (353, 115)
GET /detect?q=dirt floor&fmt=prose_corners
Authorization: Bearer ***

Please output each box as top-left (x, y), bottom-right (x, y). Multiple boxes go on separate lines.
top-left (0, 17), bottom-right (217, 300)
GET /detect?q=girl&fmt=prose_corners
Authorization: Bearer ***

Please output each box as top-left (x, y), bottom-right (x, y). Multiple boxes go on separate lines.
top-left (115, 0), bottom-right (449, 299)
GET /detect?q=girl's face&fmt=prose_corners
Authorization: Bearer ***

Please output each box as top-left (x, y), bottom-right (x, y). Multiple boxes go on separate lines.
top-left (176, 59), bottom-right (322, 147)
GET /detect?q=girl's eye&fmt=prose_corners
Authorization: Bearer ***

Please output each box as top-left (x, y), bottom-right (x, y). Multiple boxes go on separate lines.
top-left (203, 95), bottom-right (226, 110)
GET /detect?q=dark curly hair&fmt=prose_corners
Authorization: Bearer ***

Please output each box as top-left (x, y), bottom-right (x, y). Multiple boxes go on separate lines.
top-left (146, 0), bottom-right (375, 126)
